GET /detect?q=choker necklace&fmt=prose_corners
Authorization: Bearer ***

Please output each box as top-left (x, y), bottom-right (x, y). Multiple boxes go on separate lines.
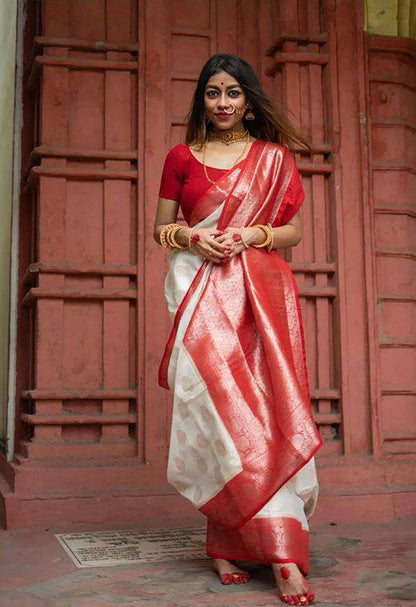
top-left (210, 130), bottom-right (249, 146)
top-left (202, 131), bottom-right (250, 185)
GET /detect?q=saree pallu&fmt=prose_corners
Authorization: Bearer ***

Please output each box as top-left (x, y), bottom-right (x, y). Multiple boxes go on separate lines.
top-left (159, 141), bottom-right (322, 575)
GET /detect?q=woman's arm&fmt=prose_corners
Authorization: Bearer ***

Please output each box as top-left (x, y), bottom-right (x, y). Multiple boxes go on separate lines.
top-left (153, 198), bottom-right (181, 244)
top-left (262, 211), bottom-right (302, 249)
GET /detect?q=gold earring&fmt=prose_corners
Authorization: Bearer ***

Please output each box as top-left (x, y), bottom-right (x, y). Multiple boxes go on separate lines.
top-left (202, 114), bottom-right (211, 140)
top-left (245, 109), bottom-right (255, 121)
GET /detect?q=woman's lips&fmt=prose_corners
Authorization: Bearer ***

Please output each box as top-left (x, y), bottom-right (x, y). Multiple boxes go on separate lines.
top-left (215, 113), bottom-right (232, 121)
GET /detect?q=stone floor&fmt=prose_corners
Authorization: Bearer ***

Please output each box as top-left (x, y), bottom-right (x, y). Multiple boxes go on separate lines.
top-left (0, 518), bottom-right (415, 607)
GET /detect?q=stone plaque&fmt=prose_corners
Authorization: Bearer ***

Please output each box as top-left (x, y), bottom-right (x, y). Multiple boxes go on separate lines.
top-left (55, 527), bottom-right (207, 568)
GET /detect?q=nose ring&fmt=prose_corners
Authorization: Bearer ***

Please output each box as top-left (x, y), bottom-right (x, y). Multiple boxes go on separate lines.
top-left (221, 104), bottom-right (247, 116)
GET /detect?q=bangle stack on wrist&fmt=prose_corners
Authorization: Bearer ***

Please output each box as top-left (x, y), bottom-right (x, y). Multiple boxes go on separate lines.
top-left (160, 223), bottom-right (191, 250)
top-left (251, 223), bottom-right (274, 252)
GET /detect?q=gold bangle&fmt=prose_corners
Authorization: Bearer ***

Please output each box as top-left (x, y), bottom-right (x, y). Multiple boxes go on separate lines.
top-left (251, 224), bottom-right (272, 250)
top-left (160, 229), bottom-right (169, 250)
top-left (165, 226), bottom-right (176, 249)
top-left (160, 223), bottom-right (186, 250)
top-left (264, 224), bottom-right (273, 250)
top-left (167, 225), bottom-right (181, 248)
top-left (171, 226), bottom-right (191, 250)
top-left (240, 228), bottom-right (250, 249)
top-left (160, 223), bottom-right (177, 250)
top-left (267, 223), bottom-right (274, 252)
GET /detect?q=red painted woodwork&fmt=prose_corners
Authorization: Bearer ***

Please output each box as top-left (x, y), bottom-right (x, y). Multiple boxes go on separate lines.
top-left (366, 34), bottom-right (416, 455)
top-left (0, 0), bottom-right (415, 529)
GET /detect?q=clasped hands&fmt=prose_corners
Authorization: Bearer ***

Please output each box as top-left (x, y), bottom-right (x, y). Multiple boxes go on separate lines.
top-left (185, 226), bottom-right (264, 264)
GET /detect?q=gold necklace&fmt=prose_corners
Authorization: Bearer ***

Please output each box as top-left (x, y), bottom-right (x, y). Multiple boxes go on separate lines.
top-left (202, 132), bottom-right (251, 185)
top-left (210, 129), bottom-right (249, 146)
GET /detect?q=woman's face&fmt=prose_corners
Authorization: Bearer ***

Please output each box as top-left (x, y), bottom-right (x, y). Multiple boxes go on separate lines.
top-left (204, 70), bottom-right (248, 131)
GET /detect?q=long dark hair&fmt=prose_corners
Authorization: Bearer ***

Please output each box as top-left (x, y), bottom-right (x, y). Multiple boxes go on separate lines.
top-left (185, 53), bottom-right (311, 151)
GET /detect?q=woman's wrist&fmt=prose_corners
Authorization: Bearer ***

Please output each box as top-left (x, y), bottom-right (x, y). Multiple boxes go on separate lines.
top-left (244, 226), bottom-right (265, 246)
top-left (176, 226), bottom-right (191, 247)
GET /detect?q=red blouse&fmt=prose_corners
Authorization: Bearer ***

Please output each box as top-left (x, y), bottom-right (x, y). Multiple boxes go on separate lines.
top-left (158, 140), bottom-right (303, 227)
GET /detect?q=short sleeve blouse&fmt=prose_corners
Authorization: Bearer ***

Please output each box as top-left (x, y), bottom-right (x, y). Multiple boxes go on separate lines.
top-left (158, 144), bottom-right (228, 224)
top-left (158, 141), bottom-right (304, 227)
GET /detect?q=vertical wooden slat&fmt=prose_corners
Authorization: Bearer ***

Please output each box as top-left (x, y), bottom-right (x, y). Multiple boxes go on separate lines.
top-left (307, 1), bottom-right (332, 432)
top-left (143, 0), bottom-right (171, 476)
top-left (209, 0), bottom-right (217, 56)
top-left (240, 0), bottom-right (259, 71)
top-left (258, 0), bottom-right (276, 99)
top-left (217, 0), bottom-right (238, 54)
top-left (332, 0), bottom-right (373, 455)
top-left (321, 0), bottom-right (349, 452)
top-left (136, 0), bottom-right (146, 463)
top-left (31, 3), bottom-right (70, 455)
top-left (103, 3), bottom-right (135, 453)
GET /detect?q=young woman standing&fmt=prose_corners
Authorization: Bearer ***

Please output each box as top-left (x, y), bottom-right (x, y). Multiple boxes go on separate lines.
top-left (153, 53), bottom-right (322, 606)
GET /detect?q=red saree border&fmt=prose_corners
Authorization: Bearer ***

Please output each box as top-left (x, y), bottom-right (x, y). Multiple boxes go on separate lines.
top-left (158, 140), bottom-right (267, 390)
top-left (158, 260), bottom-right (208, 389)
top-left (216, 142), bottom-right (289, 231)
top-left (188, 139), bottom-right (264, 227)
top-left (199, 437), bottom-right (322, 529)
top-left (206, 515), bottom-right (310, 575)
top-left (182, 251), bottom-right (321, 528)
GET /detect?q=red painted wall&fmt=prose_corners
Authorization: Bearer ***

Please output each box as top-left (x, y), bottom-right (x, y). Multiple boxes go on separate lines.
top-left (0, 0), bottom-right (414, 529)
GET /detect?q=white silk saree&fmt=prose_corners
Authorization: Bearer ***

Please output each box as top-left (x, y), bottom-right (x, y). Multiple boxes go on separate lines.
top-left (159, 141), bottom-right (322, 573)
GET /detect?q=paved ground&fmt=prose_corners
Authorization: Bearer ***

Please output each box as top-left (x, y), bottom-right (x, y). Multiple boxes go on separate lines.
top-left (0, 518), bottom-right (415, 606)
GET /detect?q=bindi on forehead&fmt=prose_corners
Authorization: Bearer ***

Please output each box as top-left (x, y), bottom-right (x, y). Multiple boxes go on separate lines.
top-left (206, 81), bottom-right (241, 90)
top-left (206, 74), bottom-right (240, 88)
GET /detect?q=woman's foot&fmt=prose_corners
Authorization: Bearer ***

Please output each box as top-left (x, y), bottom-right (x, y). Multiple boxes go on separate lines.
top-left (212, 558), bottom-right (250, 585)
top-left (272, 562), bottom-right (314, 605)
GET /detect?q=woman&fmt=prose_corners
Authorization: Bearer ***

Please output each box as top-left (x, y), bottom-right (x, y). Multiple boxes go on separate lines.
top-left (153, 53), bottom-right (322, 606)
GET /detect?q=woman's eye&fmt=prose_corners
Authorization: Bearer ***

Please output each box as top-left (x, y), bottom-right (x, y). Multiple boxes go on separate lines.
top-left (229, 90), bottom-right (240, 97)
top-left (206, 90), bottom-right (218, 98)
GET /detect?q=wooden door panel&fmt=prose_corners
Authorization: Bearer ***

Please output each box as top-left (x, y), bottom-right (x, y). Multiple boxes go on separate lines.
top-left (21, 0), bottom-right (140, 463)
